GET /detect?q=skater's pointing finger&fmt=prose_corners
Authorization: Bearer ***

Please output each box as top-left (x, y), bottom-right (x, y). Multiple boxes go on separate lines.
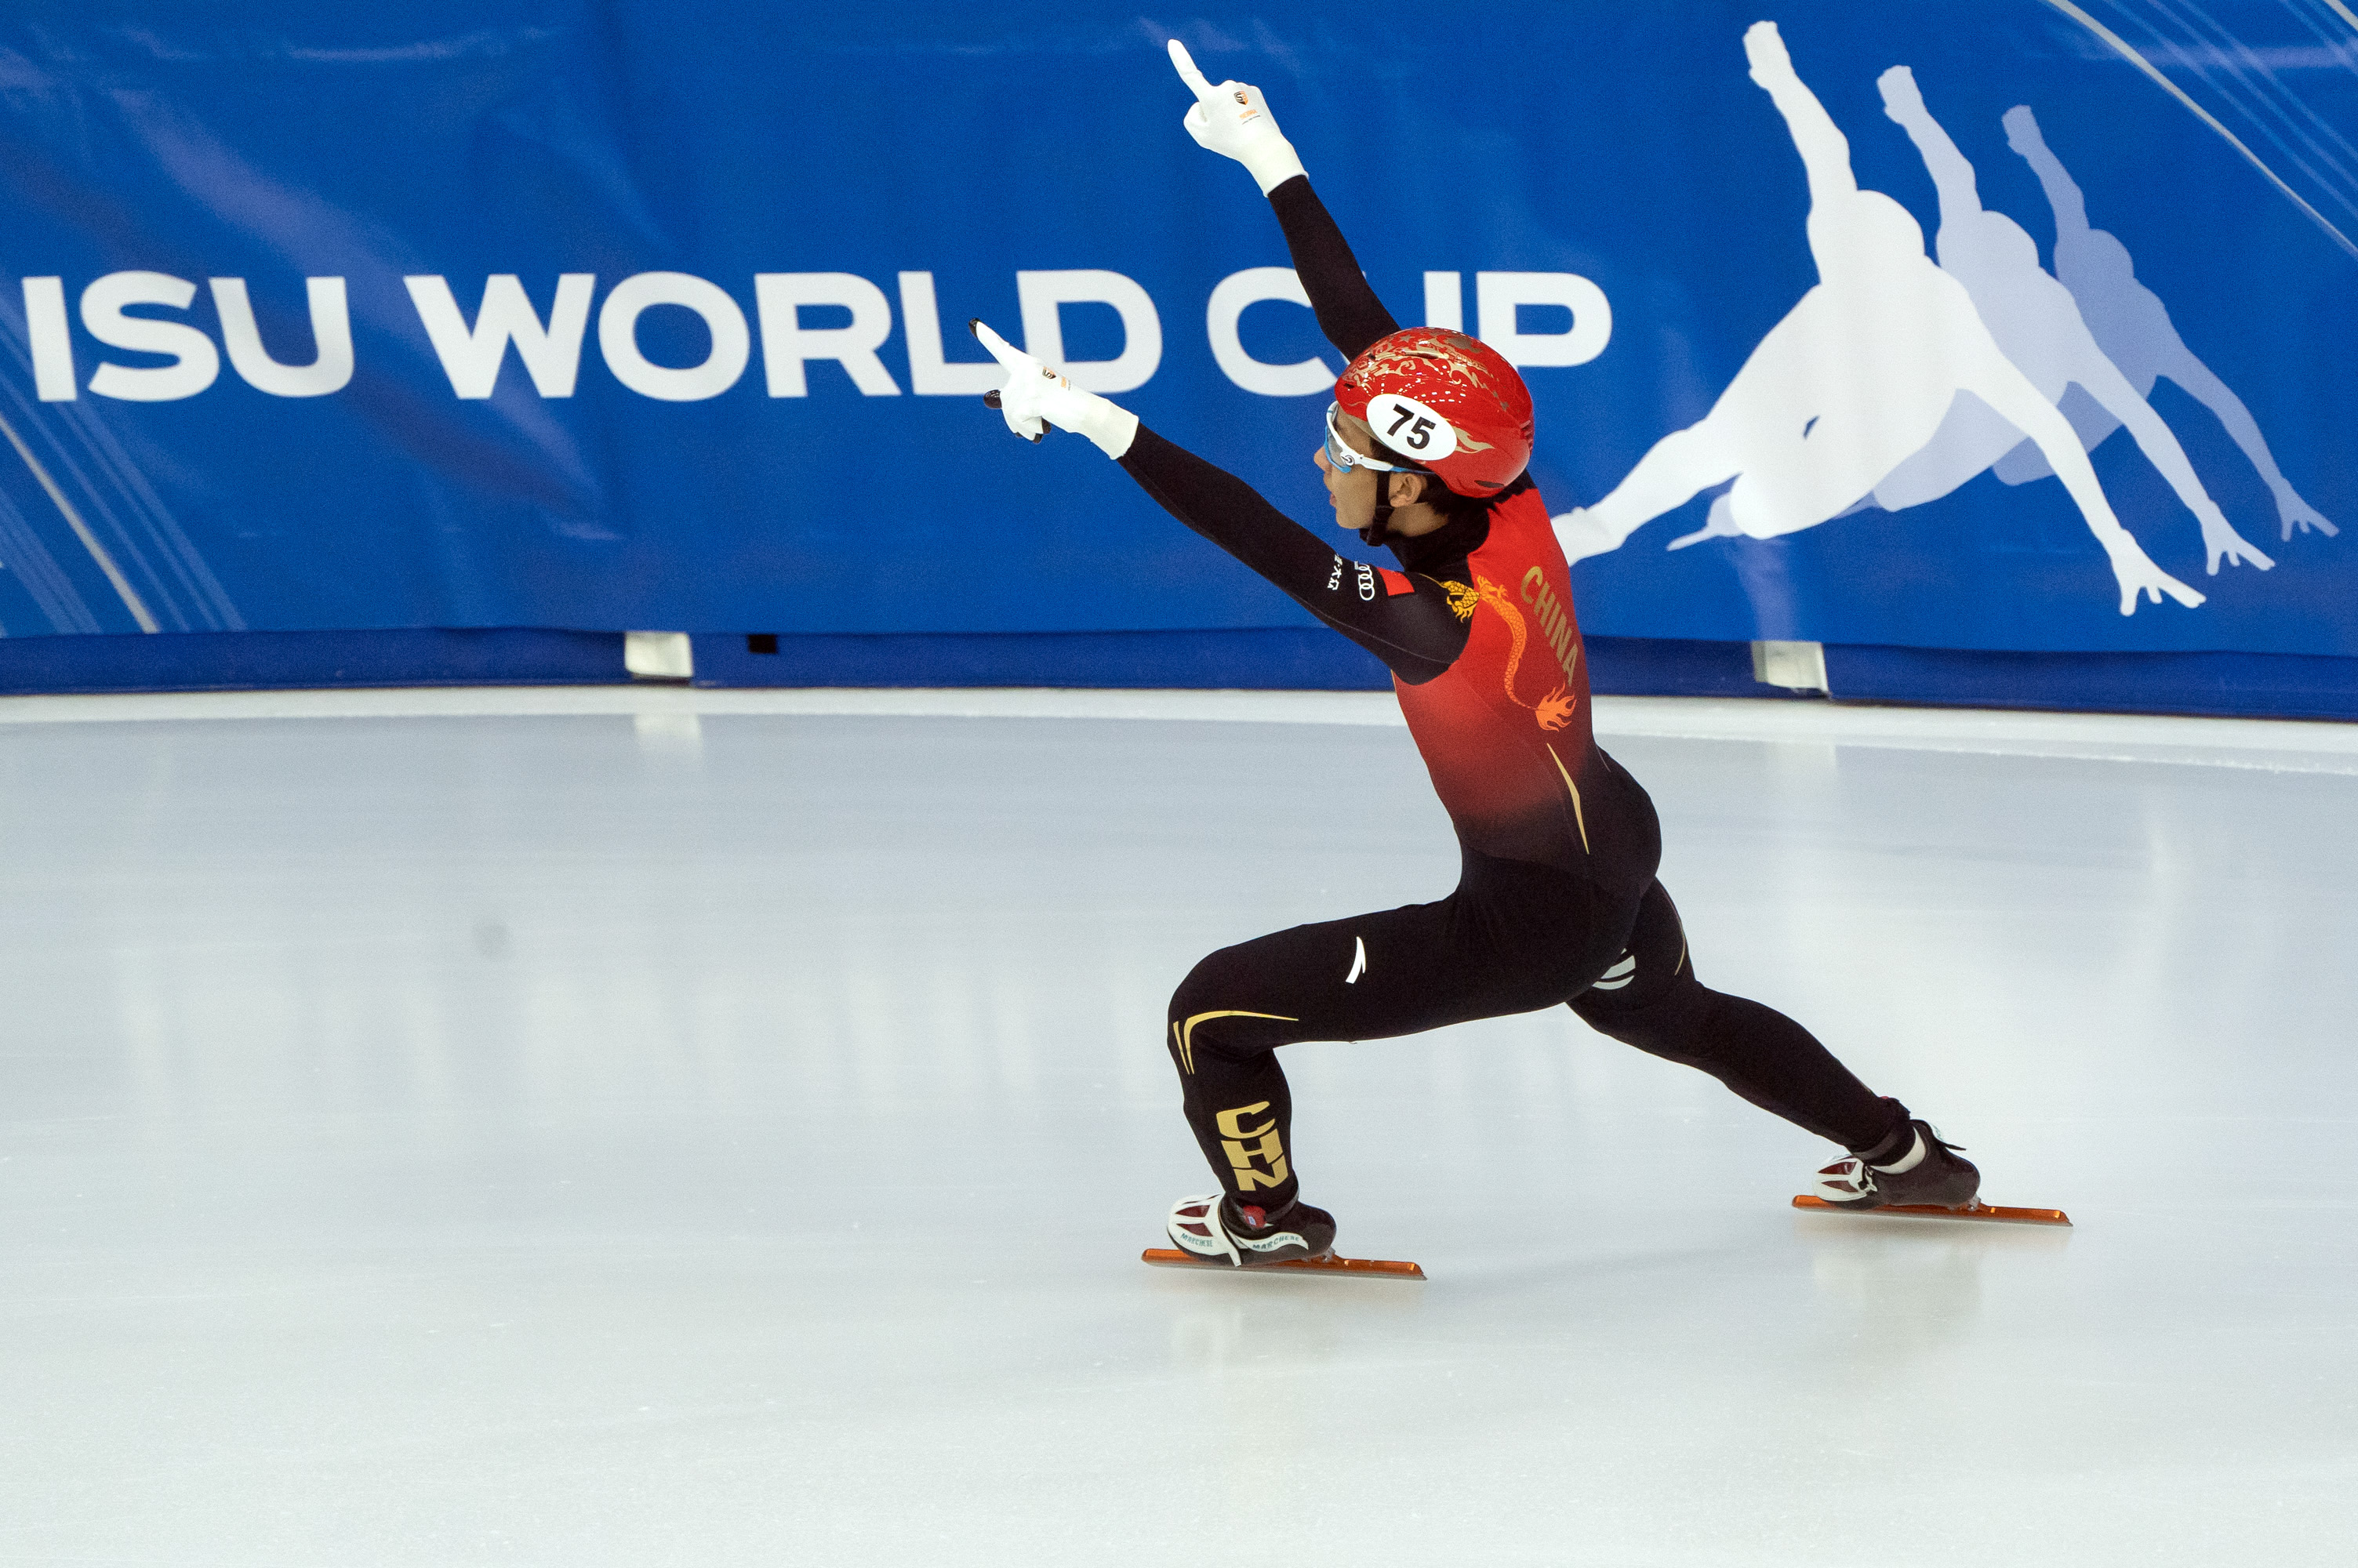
top-left (968, 318), bottom-right (1030, 372)
top-left (1168, 38), bottom-right (1217, 101)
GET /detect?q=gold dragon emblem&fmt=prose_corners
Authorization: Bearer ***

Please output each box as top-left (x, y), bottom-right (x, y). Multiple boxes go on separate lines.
top-left (1471, 575), bottom-right (1575, 731)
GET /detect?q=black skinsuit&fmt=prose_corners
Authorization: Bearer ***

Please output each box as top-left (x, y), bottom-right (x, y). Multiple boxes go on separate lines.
top-left (1111, 177), bottom-right (1904, 1209)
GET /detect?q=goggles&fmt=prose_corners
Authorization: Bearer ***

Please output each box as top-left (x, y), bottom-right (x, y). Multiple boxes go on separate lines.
top-left (1321, 401), bottom-right (1428, 475)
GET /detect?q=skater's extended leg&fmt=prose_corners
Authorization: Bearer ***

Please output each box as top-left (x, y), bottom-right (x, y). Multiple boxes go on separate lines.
top-left (1571, 880), bottom-right (1981, 1208)
top-left (1568, 879), bottom-right (1900, 1150)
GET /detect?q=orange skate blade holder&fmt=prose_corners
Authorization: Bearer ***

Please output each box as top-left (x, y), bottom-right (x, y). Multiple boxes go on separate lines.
top-left (1791, 1195), bottom-right (2072, 1226)
top-left (1141, 1247), bottom-right (1427, 1279)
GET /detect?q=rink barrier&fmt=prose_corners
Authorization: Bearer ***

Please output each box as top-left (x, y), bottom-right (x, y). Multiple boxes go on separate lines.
top-left (3, 8), bottom-right (2350, 665)
top-left (692, 630), bottom-right (1807, 699)
top-left (5, 628), bottom-right (2358, 720)
top-left (673, 633), bottom-right (2358, 719)
top-left (689, 628), bottom-right (1397, 692)
top-left (0, 628), bottom-right (629, 693)
top-left (1818, 644), bottom-right (2358, 722)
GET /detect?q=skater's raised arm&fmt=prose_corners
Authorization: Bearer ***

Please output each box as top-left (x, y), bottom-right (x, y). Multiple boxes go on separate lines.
top-left (2003, 106), bottom-right (2091, 243)
top-left (1744, 21), bottom-right (1858, 211)
top-left (1266, 179), bottom-right (1401, 360)
top-left (1168, 39), bottom-right (1398, 358)
top-left (1118, 427), bottom-right (1470, 681)
top-left (1880, 67), bottom-right (1985, 234)
top-left (968, 319), bottom-right (1469, 681)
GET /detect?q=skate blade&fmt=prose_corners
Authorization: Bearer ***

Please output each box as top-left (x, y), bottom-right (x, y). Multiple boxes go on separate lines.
top-left (1141, 1247), bottom-right (1426, 1279)
top-left (1791, 1195), bottom-right (2072, 1226)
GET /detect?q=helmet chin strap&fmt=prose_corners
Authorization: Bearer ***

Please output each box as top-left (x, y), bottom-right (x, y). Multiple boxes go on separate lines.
top-left (1358, 471), bottom-right (1397, 547)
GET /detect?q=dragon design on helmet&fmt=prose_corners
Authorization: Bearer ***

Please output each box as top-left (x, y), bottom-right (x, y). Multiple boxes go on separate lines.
top-left (1335, 328), bottom-right (1534, 496)
top-left (1340, 331), bottom-right (1519, 441)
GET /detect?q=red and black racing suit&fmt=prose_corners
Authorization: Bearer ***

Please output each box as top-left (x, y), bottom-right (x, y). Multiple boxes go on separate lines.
top-left (1116, 177), bottom-right (1906, 1209)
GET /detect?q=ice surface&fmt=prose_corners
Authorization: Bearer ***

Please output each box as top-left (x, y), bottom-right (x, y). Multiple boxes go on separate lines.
top-left (2, 689), bottom-right (2353, 1566)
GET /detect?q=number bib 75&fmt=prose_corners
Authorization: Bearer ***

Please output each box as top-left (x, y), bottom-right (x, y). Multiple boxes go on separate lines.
top-left (1363, 392), bottom-right (1460, 463)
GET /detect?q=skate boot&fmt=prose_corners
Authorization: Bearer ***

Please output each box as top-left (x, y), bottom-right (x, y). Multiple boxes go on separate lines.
top-left (1165, 1192), bottom-right (1338, 1268)
top-left (1811, 1118), bottom-right (1980, 1210)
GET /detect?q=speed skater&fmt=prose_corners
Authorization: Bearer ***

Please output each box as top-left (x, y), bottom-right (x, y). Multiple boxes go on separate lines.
top-left (968, 39), bottom-right (1981, 1266)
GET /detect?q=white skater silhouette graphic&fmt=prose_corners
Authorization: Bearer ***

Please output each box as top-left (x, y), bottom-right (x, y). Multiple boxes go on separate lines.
top-left (1555, 22), bottom-right (2204, 615)
top-left (1993, 105), bottom-right (2337, 544)
top-left (1864, 67), bottom-right (2271, 577)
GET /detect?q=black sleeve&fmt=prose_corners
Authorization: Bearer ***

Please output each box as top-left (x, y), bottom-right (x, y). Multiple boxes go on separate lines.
top-left (1266, 175), bottom-right (1400, 361)
top-left (1119, 426), bottom-right (1468, 684)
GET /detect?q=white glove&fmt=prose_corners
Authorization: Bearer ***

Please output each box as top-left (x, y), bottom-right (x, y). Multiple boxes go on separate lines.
top-left (1168, 38), bottom-right (1306, 195)
top-left (971, 319), bottom-right (1139, 460)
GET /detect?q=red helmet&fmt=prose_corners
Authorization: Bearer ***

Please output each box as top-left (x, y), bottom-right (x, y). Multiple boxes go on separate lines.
top-left (1334, 328), bottom-right (1534, 498)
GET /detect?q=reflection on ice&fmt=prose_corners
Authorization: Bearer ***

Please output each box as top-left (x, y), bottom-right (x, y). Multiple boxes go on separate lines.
top-left (1797, 1211), bottom-right (2072, 1363)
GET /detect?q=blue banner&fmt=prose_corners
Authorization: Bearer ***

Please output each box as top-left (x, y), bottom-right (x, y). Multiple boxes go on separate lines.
top-left (0, 2), bottom-right (2351, 654)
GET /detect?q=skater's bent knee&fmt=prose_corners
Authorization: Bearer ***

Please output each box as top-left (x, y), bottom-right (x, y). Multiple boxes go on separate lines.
top-left (1165, 1006), bottom-right (1284, 1071)
top-left (1166, 950), bottom-right (1237, 1027)
top-left (1166, 952), bottom-right (1293, 1069)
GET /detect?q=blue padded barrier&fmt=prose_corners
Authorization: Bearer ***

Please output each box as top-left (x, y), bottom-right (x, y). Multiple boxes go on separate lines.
top-left (692, 630), bottom-right (1800, 699)
top-left (1586, 637), bottom-right (1804, 700)
top-left (689, 630), bottom-right (1390, 691)
top-left (9, 627), bottom-right (2358, 722)
top-left (1822, 644), bottom-right (2358, 722)
top-left (695, 631), bottom-right (2358, 717)
top-left (0, 629), bottom-right (626, 695)
top-left (3, 5), bottom-right (2352, 662)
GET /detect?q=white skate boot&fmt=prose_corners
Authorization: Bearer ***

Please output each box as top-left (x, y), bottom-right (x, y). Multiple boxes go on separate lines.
top-left (1164, 1192), bottom-right (1338, 1267)
top-left (1811, 1119), bottom-right (1980, 1211)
